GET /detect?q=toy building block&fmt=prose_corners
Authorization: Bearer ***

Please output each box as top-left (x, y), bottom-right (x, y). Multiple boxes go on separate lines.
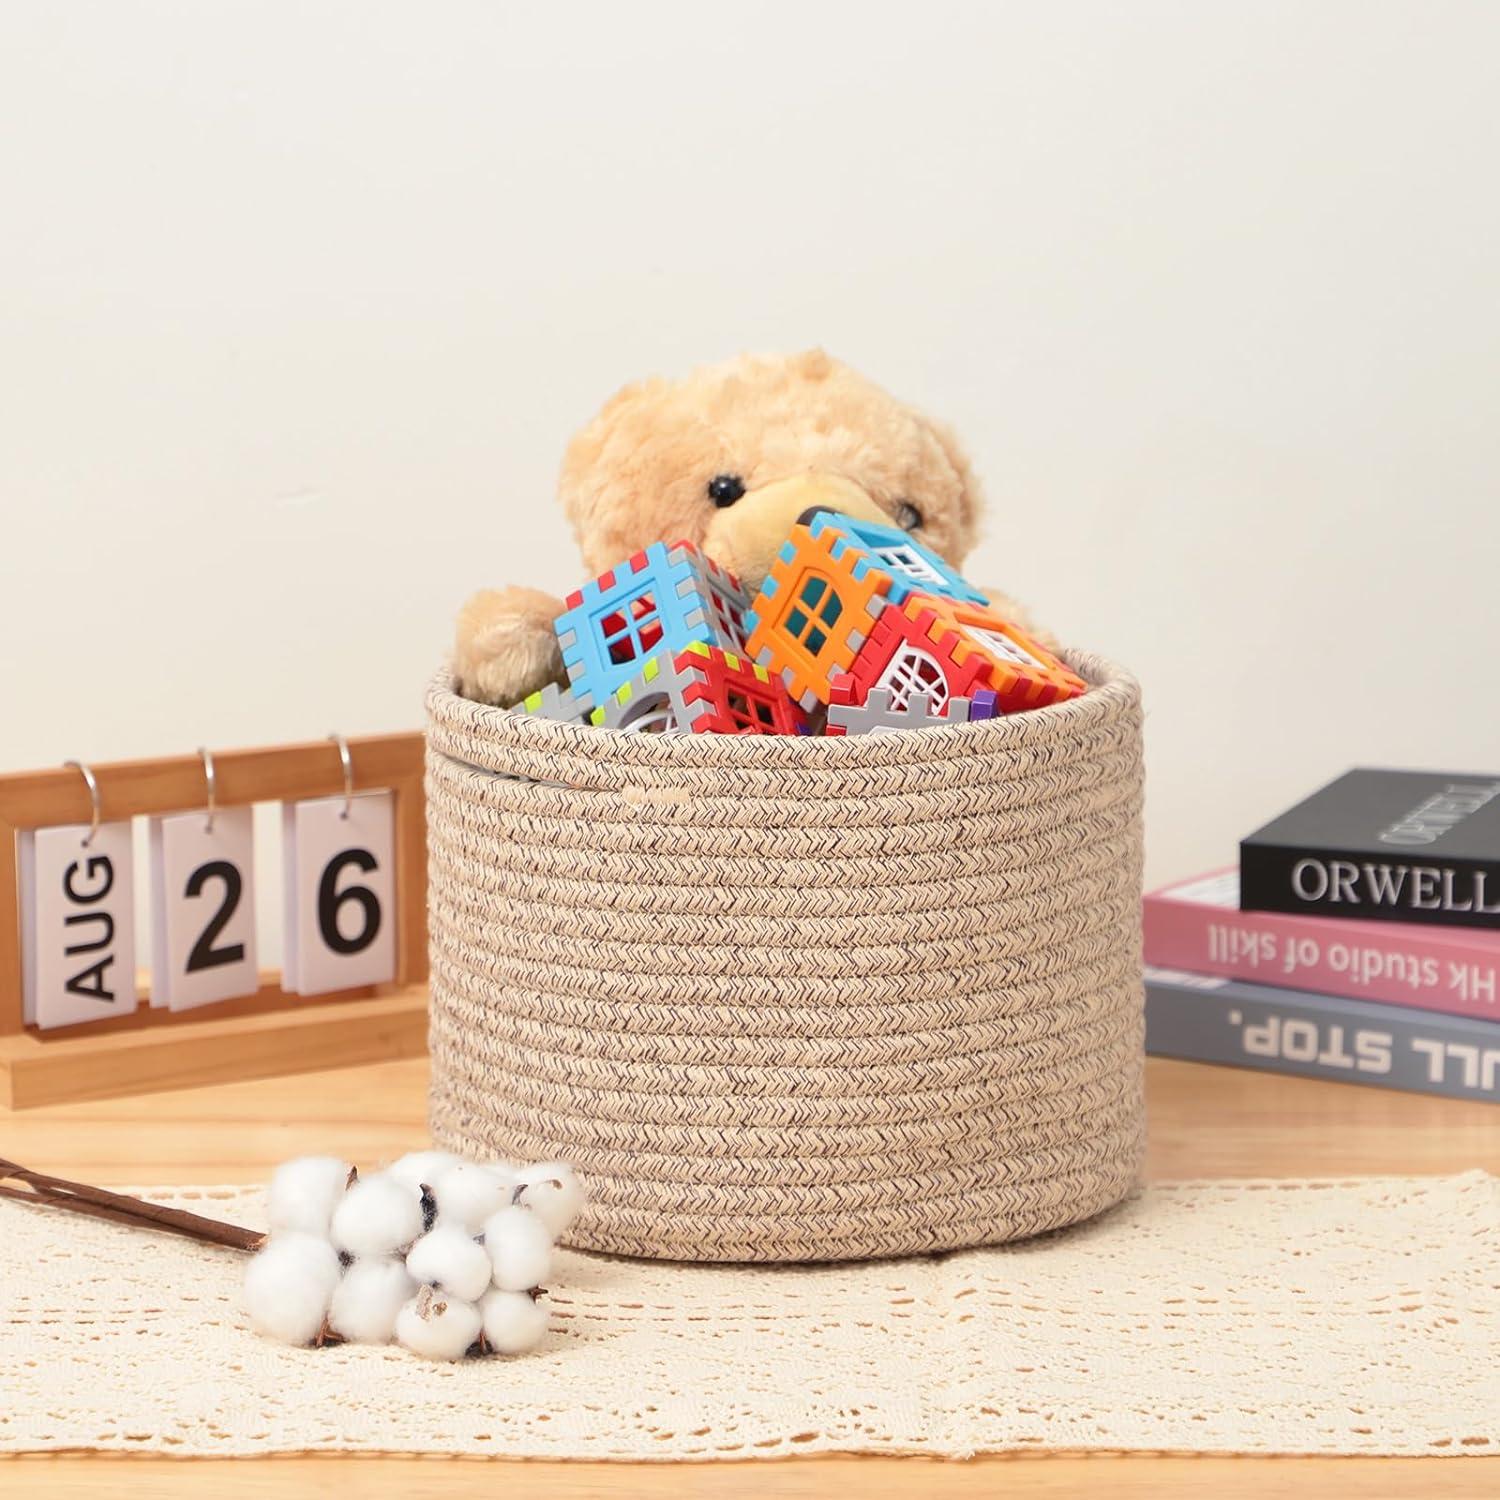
top-left (802, 508), bottom-right (989, 606)
top-left (509, 681), bottom-right (591, 725)
top-left (589, 642), bottom-right (807, 736)
top-left (587, 655), bottom-right (684, 734)
top-left (824, 674), bottom-right (1000, 736)
top-left (556, 541), bottom-right (749, 709)
top-left (848, 595), bottom-right (1086, 715)
top-left (965, 687), bottom-right (1002, 721)
top-left (743, 523), bottom-right (893, 711)
top-left (673, 641), bottom-right (809, 735)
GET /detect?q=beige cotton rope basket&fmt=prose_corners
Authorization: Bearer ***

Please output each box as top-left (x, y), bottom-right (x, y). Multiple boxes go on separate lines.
top-left (424, 650), bottom-right (1146, 1263)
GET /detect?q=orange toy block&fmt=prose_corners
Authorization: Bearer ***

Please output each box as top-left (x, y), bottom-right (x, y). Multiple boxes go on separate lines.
top-left (743, 524), bottom-right (892, 710)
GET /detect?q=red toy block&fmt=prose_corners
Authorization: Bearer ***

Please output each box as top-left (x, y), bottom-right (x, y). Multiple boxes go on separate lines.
top-left (848, 596), bottom-right (1086, 715)
top-left (679, 642), bottom-right (808, 735)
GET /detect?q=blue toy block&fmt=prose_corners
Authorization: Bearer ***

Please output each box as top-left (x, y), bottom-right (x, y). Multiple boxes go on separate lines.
top-left (803, 508), bottom-right (989, 606)
top-left (554, 541), bottom-right (749, 708)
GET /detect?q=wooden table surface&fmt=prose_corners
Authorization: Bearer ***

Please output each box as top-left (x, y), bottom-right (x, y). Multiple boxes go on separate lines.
top-left (4, 1052), bottom-right (1497, 1497)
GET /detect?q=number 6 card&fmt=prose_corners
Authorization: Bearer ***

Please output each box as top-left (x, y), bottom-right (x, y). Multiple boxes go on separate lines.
top-left (149, 806), bottom-right (259, 1010)
top-left (282, 791), bottom-right (396, 995)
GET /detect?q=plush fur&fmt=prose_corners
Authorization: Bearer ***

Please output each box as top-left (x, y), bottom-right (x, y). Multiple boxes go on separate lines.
top-left (453, 586), bottom-right (567, 709)
top-left (455, 350), bottom-right (1028, 708)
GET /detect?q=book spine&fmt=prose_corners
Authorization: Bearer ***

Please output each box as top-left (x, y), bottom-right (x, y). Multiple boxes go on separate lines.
top-left (1142, 897), bottom-right (1500, 1019)
top-left (1144, 974), bottom-right (1500, 1102)
top-left (1239, 843), bottom-right (1500, 931)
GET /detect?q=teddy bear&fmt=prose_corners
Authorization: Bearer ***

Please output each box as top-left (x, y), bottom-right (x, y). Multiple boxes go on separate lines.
top-left (454, 349), bottom-right (1037, 707)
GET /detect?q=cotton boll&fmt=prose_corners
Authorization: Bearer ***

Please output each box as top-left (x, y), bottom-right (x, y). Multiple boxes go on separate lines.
top-left (328, 1256), bottom-right (416, 1344)
top-left (513, 1162), bottom-right (585, 1239)
top-left (482, 1205), bottom-right (554, 1292)
top-left (486, 1161), bottom-right (520, 1194)
top-left (395, 1285), bottom-right (483, 1361)
top-left (330, 1173), bottom-right (424, 1257)
top-left (404, 1225), bottom-right (493, 1302)
top-left (266, 1156), bottom-right (353, 1237)
top-left (242, 1232), bottom-right (342, 1346)
top-left (480, 1287), bottom-right (549, 1355)
top-left (387, 1150), bottom-right (463, 1193)
top-left (430, 1163), bottom-right (510, 1233)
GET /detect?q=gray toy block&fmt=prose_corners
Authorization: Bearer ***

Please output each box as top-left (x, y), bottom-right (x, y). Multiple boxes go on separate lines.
top-left (512, 680), bottom-right (591, 724)
top-left (827, 687), bottom-right (980, 735)
top-left (586, 653), bottom-right (699, 734)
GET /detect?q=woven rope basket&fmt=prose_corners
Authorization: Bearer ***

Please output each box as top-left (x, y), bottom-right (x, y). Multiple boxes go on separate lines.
top-left (424, 650), bottom-right (1146, 1263)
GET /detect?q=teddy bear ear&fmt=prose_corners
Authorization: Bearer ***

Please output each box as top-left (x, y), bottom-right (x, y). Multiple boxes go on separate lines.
top-left (590, 372), bottom-right (671, 421)
top-left (915, 411), bottom-right (984, 563)
top-left (789, 348), bottom-right (836, 380)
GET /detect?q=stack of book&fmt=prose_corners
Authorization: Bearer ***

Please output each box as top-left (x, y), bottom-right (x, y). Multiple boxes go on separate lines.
top-left (1144, 768), bottom-right (1500, 1102)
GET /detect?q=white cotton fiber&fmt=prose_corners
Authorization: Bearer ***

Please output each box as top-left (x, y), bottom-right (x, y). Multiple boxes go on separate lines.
top-left (486, 1161), bottom-right (520, 1193)
top-left (482, 1205), bottom-right (554, 1292)
top-left (266, 1155), bottom-right (352, 1237)
top-left (330, 1172), bottom-right (424, 1257)
top-left (395, 1286), bottom-right (483, 1361)
top-left (387, 1149), bottom-right (463, 1193)
top-left (430, 1163), bottom-right (510, 1233)
top-left (328, 1256), bottom-right (416, 1344)
top-left (480, 1287), bottom-right (549, 1355)
top-left (513, 1162), bottom-right (585, 1238)
top-left (242, 1232), bottom-right (342, 1346)
top-left (404, 1224), bottom-right (493, 1302)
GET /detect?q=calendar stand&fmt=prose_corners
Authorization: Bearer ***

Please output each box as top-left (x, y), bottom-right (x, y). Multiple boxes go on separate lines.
top-left (0, 734), bottom-right (428, 1108)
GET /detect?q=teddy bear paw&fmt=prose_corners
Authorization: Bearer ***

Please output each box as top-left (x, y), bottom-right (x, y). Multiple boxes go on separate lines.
top-left (453, 586), bottom-right (568, 707)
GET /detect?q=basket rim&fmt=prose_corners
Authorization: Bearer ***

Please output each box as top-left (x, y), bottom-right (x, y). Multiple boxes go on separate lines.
top-left (426, 648), bottom-right (1139, 776)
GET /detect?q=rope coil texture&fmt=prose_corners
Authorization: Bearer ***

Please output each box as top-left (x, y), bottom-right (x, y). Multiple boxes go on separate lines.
top-left (424, 651), bottom-right (1146, 1262)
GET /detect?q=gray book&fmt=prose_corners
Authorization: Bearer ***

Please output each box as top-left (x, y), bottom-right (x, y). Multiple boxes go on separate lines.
top-left (1145, 965), bottom-right (1500, 1103)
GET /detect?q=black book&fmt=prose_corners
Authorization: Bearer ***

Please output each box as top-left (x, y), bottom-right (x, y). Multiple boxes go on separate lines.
top-left (1240, 768), bottom-right (1500, 931)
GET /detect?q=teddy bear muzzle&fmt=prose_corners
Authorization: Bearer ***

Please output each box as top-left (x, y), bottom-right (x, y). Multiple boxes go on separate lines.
top-left (701, 471), bottom-right (891, 593)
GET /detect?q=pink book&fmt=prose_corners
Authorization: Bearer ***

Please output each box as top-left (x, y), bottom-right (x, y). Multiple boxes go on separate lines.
top-left (1144, 869), bottom-right (1500, 1021)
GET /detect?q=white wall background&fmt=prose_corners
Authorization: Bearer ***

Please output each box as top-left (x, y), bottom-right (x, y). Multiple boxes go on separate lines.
top-left (3, 0), bottom-right (1497, 894)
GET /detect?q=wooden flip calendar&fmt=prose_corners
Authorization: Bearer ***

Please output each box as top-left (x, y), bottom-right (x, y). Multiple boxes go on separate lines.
top-left (0, 733), bottom-right (428, 1108)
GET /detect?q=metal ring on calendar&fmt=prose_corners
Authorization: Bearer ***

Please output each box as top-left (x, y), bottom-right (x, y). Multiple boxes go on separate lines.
top-left (199, 747), bottom-right (217, 834)
top-left (62, 760), bottom-right (102, 848)
top-left (328, 733), bottom-right (354, 819)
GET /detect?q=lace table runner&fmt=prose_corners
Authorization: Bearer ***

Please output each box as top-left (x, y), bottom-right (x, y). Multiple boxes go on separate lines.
top-left (2, 1174), bottom-right (1495, 1459)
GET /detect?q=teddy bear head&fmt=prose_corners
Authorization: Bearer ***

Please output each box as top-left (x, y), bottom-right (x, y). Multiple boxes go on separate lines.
top-left (557, 350), bottom-right (983, 593)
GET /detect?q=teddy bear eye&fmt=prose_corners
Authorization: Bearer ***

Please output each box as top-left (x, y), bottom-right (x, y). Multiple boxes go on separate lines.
top-left (895, 501), bottom-right (923, 530)
top-left (707, 474), bottom-right (745, 508)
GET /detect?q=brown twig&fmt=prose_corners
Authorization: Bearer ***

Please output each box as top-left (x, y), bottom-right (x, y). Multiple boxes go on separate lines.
top-left (0, 1157), bottom-right (265, 1253)
top-left (0, 1182), bottom-right (182, 1236)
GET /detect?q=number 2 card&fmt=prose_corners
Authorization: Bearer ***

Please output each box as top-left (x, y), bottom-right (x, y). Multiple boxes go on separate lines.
top-left (282, 791), bottom-right (396, 996)
top-left (149, 806), bottom-right (259, 1011)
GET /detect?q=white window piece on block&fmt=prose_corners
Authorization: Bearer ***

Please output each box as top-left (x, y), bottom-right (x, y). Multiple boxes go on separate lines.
top-left (876, 544), bottom-right (947, 587)
top-left (282, 791), bottom-right (396, 996)
top-left (19, 821), bottom-right (138, 1030)
top-left (616, 693), bottom-right (676, 734)
top-left (874, 646), bottom-right (950, 711)
top-left (149, 806), bottom-right (259, 1011)
top-left (961, 624), bottom-right (1042, 668)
